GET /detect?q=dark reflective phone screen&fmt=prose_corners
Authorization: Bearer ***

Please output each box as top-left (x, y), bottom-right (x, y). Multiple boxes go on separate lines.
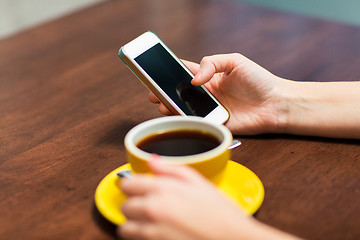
top-left (135, 43), bottom-right (218, 117)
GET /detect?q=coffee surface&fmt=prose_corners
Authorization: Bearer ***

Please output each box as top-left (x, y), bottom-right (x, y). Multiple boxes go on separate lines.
top-left (137, 130), bottom-right (220, 156)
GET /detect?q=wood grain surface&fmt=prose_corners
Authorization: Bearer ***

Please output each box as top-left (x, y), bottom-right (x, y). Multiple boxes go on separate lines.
top-left (0, 0), bottom-right (359, 239)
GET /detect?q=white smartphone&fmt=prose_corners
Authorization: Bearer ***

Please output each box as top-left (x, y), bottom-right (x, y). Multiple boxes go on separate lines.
top-left (118, 31), bottom-right (229, 125)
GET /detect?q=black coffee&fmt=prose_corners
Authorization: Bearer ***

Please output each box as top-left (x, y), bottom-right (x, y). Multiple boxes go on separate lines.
top-left (137, 130), bottom-right (221, 156)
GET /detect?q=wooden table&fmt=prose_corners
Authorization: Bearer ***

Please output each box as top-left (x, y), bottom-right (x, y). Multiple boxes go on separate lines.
top-left (1, 0), bottom-right (359, 239)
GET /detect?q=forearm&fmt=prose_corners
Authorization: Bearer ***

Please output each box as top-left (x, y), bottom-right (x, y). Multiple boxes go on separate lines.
top-left (281, 80), bottom-right (360, 139)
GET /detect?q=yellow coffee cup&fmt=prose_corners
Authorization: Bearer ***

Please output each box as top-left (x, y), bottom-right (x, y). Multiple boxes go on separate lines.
top-left (96, 116), bottom-right (264, 225)
top-left (124, 116), bottom-right (233, 185)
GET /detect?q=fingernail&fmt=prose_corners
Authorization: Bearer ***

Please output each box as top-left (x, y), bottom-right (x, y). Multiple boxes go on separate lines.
top-left (117, 170), bottom-right (132, 179)
top-left (151, 153), bottom-right (160, 161)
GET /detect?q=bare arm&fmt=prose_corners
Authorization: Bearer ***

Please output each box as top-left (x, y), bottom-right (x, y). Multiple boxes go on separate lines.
top-left (282, 80), bottom-right (360, 139)
top-left (150, 53), bottom-right (360, 139)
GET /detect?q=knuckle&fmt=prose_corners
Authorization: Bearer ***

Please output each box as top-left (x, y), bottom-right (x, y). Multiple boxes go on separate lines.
top-left (201, 55), bottom-right (212, 63)
top-left (230, 52), bottom-right (243, 60)
top-left (121, 201), bottom-right (131, 215)
top-left (142, 200), bottom-right (159, 221)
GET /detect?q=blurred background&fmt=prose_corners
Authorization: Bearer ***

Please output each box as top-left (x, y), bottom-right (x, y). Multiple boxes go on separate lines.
top-left (236, 0), bottom-right (360, 26)
top-left (0, 0), bottom-right (104, 39)
top-left (1, 0), bottom-right (360, 39)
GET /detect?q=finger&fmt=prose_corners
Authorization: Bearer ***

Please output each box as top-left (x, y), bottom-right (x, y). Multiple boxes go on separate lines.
top-left (148, 92), bottom-right (160, 103)
top-left (122, 197), bottom-right (150, 221)
top-left (191, 54), bottom-right (239, 86)
top-left (121, 175), bottom-right (155, 196)
top-left (119, 221), bottom-right (143, 239)
top-left (181, 59), bottom-right (200, 75)
top-left (120, 221), bottom-right (159, 240)
top-left (148, 160), bottom-right (208, 184)
top-left (158, 103), bottom-right (173, 116)
top-left (148, 92), bottom-right (173, 115)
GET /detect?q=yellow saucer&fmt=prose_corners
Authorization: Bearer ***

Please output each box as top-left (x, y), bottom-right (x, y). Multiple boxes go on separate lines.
top-left (94, 160), bottom-right (264, 225)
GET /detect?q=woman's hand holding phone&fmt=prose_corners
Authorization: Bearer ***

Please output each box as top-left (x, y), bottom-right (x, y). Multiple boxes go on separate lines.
top-left (150, 54), bottom-right (290, 136)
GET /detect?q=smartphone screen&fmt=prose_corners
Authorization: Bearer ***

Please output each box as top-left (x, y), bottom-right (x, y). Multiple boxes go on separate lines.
top-left (134, 43), bottom-right (218, 117)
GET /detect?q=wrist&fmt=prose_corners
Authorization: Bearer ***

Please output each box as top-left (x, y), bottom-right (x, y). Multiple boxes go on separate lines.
top-left (276, 80), bottom-right (318, 136)
top-left (278, 80), bottom-right (360, 138)
top-left (239, 217), bottom-right (301, 240)
top-left (269, 77), bottom-right (297, 135)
